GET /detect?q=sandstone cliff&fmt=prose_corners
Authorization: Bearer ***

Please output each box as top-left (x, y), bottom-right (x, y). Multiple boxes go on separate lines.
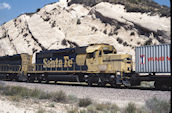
top-left (0, 0), bottom-right (170, 64)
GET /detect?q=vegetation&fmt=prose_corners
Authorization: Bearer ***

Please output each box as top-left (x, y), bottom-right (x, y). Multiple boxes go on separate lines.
top-left (124, 103), bottom-right (137, 113)
top-left (78, 98), bottom-right (92, 107)
top-left (144, 38), bottom-right (152, 45)
top-left (145, 97), bottom-right (171, 113)
top-left (37, 108), bottom-right (45, 113)
top-left (68, 0), bottom-right (170, 17)
top-left (0, 85), bottom-right (170, 113)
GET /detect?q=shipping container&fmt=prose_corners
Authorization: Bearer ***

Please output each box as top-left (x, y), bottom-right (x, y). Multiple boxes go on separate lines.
top-left (135, 44), bottom-right (171, 73)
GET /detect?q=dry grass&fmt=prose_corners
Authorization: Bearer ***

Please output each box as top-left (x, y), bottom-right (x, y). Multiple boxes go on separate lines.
top-left (78, 98), bottom-right (92, 107)
top-left (0, 85), bottom-right (170, 113)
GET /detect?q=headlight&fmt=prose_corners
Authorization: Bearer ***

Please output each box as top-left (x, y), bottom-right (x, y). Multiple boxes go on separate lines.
top-left (110, 75), bottom-right (115, 78)
top-left (84, 75), bottom-right (88, 78)
top-left (116, 71), bottom-right (121, 75)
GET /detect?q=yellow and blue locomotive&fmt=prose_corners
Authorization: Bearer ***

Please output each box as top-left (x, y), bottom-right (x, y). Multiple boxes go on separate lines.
top-left (0, 43), bottom-right (170, 89)
top-left (0, 44), bottom-right (132, 87)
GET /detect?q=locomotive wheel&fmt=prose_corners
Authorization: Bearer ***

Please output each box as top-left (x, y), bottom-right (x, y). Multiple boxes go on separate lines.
top-left (98, 81), bottom-right (106, 87)
top-left (45, 79), bottom-right (49, 84)
top-left (87, 78), bottom-right (93, 86)
top-left (155, 80), bottom-right (170, 90)
top-left (110, 82), bottom-right (116, 87)
top-left (38, 79), bottom-right (42, 83)
top-left (27, 77), bottom-right (34, 83)
top-left (87, 81), bottom-right (93, 86)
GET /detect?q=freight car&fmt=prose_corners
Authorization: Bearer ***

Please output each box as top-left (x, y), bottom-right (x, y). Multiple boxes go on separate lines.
top-left (0, 44), bottom-right (171, 89)
top-left (134, 44), bottom-right (171, 89)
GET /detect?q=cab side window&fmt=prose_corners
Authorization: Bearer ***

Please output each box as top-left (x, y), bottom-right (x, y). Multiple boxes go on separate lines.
top-left (99, 51), bottom-right (102, 57)
top-left (87, 53), bottom-right (94, 58)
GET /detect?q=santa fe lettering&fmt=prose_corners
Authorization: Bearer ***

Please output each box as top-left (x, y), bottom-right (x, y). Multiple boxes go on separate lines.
top-left (43, 56), bottom-right (73, 68)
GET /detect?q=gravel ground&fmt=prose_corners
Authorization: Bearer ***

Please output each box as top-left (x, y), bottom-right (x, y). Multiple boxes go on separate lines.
top-left (0, 81), bottom-right (170, 108)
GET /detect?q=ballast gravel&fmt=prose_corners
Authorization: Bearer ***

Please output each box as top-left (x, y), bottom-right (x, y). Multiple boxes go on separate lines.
top-left (0, 81), bottom-right (170, 107)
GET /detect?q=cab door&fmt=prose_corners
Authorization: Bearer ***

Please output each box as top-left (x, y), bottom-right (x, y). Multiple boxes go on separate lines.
top-left (86, 51), bottom-right (99, 72)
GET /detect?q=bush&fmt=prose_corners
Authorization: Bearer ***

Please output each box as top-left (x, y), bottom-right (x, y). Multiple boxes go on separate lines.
top-left (116, 37), bottom-right (123, 44)
top-left (130, 32), bottom-right (135, 36)
top-left (144, 39), bottom-right (152, 45)
top-left (67, 107), bottom-right (79, 113)
top-left (123, 42), bottom-right (128, 46)
top-left (68, 95), bottom-right (78, 103)
top-left (95, 103), bottom-right (119, 113)
top-left (77, 19), bottom-right (81, 24)
top-left (61, 39), bottom-right (67, 46)
top-left (49, 103), bottom-right (55, 107)
top-left (78, 98), bottom-right (92, 107)
top-left (103, 29), bottom-right (107, 34)
top-left (0, 86), bottom-right (70, 103)
top-left (125, 102), bottom-right (137, 113)
top-left (36, 8), bottom-right (40, 12)
top-left (87, 105), bottom-right (98, 113)
top-left (50, 91), bottom-right (67, 103)
top-left (145, 97), bottom-right (170, 113)
top-left (9, 95), bottom-right (21, 102)
top-left (37, 108), bottom-right (45, 113)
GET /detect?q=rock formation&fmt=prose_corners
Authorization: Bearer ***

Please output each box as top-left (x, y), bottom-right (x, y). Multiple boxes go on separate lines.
top-left (0, 0), bottom-right (170, 65)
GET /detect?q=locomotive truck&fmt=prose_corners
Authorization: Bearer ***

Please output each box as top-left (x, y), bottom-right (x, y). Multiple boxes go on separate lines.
top-left (0, 43), bottom-right (171, 89)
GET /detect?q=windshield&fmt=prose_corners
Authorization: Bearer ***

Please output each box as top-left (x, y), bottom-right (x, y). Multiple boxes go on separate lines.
top-left (103, 50), bottom-right (113, 54)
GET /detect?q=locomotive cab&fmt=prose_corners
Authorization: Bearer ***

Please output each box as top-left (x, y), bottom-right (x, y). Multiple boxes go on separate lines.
top-left (86, 44), bottom-right (133, 75)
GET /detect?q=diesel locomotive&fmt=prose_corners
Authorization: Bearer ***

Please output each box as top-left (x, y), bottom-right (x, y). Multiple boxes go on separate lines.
top-left (0, 43), bottom-right (170, 89)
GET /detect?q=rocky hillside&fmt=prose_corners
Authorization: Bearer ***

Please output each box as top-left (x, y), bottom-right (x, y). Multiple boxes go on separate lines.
top-left (0, 0), bottom-right (171, 64)
top-left (68, 0), bottom-right (171, 17)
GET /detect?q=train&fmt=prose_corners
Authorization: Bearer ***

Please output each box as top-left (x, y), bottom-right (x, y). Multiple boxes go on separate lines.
top-left (0, 43), bottom-right (171, 89)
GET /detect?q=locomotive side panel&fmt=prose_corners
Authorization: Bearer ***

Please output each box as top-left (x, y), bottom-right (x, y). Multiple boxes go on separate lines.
top-left (35, 48), bottom-right (88, 72)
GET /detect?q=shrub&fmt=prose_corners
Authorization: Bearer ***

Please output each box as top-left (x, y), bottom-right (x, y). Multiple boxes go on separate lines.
top-left (116, 37), bottom-right (123, 44)
top-left (87, 105), bottom-right (98, 113)
top-left (95, 103), bottom-right (119, 112)
top-left (68, 95), bottom-right (78, 103)
top-left (43, 17), bottom-right (50, 21)
top-left (9, 95), bottom-right (21, 102)
top-left (51, 21), bottom-right (56, 28)
top-left (49, 103), bottom-right (55, 107)
top-left (77, 19), bottom-right (81, 24)
top-left (137, 42), bottom-right (141, 45)
top-left (37, 108), bottom-right (45, 113)
top-left (110, 104), bottom-right (120, 113)
top-left (130, 32), bottom-right (135, 36)
top-left (123, 42), bottom-right (128, 46)
top-left (2, 86), bottom-right (29, 97)
top-left (78, 98), bottom-right (92, 107)
top-left (145, 97), bottom-right (170, 113)
top-left (103, 29), bottom-right (107, 34)
top-left (144, 39), bottom-right (152, 45)
top-left (61, 39), bottom-right (67, 46)
top-left (36, 8), bottom-right (40, 12)
top-left (124, 102), bottom-right (137, 113)
top-left (67, 107), bottom-right (79, 113)
top-left (50, 91), bottom-right (67, 103)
